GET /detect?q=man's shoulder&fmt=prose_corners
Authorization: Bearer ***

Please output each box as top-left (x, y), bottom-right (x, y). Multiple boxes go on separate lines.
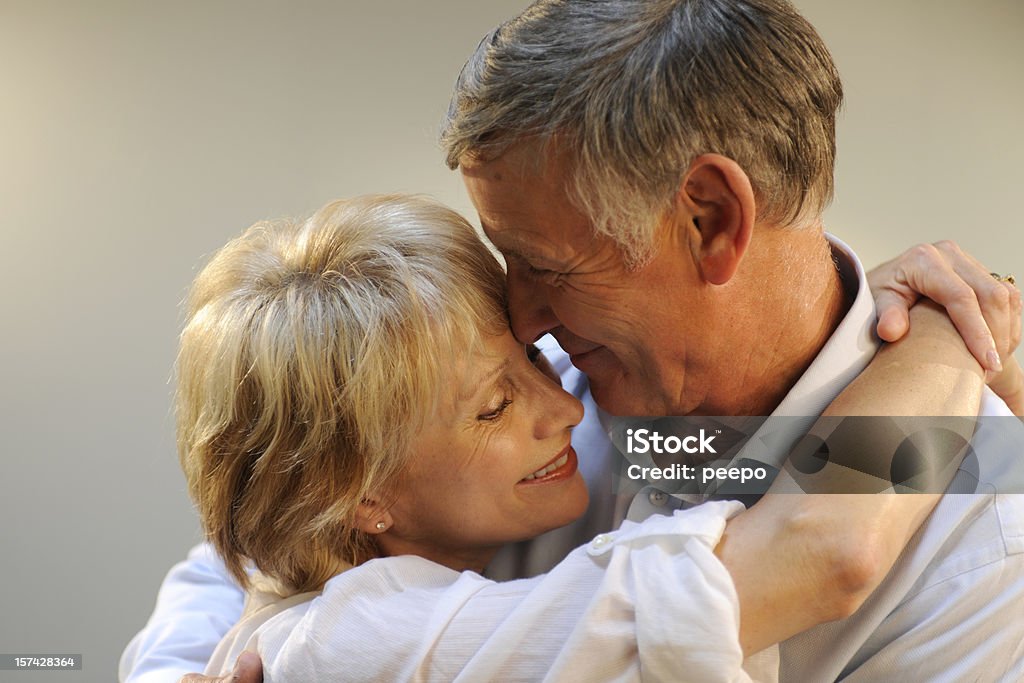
top-left (914, 391), bottom-right (1024, 582)
top-left (959, 387), bottom-right (1024, 495)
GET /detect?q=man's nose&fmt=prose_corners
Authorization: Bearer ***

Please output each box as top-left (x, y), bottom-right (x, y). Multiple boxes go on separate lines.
top-left (506, 261), bottom-right (559, 344)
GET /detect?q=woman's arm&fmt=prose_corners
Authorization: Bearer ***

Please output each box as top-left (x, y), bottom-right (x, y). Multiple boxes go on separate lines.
top-left (167, 304), bottom-right (1003, 682)
top-left (718, 301), bottom-right (985, 655)
top-left (119, 544), bottom-right (245, 683)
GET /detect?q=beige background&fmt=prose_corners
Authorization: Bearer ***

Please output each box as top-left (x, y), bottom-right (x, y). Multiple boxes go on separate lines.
top-left (1, 1), bottom-right (1021, 679)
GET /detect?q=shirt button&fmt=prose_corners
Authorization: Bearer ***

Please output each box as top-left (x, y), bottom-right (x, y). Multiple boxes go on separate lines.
top-left (648, 490), bottom-right (669, 507)
top-left (591, 533), bottom-right (613, 549)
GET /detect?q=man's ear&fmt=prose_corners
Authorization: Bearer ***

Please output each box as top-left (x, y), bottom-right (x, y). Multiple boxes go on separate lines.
top-left (676, 154), bottom-right (755, 285)
top-left (354, 497), bottom-right (393, 535)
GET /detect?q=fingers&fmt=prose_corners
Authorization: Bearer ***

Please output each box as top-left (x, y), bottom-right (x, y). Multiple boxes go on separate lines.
top-left (874, 295), bottom-right (911, 343)
top-left (933, 241), bottom-right (1014, 372)
top-left (870, 239), bottom-right (1022, 382)
top-left (1005, 280), bottom-right (1021, 356)
top-left (866, 255), bottom-right (918, 342)
top-left (988, 355), bottom-right (1024, 417)
top-left (230, 651), bottom-right (263, 683)
top-left (177, 651), bottom-right (263, 683)
top-left (899, 242), bottom-right (998, 372)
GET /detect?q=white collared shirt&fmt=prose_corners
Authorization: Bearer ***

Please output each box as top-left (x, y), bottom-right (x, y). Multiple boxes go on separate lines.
top-left (125, 502), bottom-right (754, 683)
top-left (622, 237), bottom-right (1024, 681)
top-left (121, 236), bottom-right (1024, 682)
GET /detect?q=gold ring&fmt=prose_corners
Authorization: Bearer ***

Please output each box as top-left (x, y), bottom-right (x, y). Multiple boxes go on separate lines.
top-left (990, 272), bottom-right (1016, 285)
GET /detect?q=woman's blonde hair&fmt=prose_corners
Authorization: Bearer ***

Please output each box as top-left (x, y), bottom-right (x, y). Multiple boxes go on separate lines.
top-left (177, 195), bottom-right (506, 593)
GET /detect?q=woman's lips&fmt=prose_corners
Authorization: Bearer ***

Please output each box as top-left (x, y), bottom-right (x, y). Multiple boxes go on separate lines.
top-left (519, 446), bottom-right (578, 484)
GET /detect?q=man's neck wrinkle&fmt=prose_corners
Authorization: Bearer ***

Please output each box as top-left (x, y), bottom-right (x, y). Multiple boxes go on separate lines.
top-left (711, 230), bottom-right (849, 416)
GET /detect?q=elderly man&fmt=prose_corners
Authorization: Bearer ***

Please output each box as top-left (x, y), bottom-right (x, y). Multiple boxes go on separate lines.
top-left (123, 1), bottom-right (1023, 681)
top-left (443, 1), bottom-right (1024, 679)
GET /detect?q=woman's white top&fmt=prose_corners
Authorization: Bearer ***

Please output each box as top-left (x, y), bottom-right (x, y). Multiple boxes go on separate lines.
top-left (204, 500), bottom-right (772, 682)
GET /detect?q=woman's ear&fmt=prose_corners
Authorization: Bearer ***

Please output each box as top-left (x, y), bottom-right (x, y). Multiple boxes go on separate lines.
top-left (354, 497), bottom-right (393, 535)
top-left (676, 154), bottom-right (755, 285)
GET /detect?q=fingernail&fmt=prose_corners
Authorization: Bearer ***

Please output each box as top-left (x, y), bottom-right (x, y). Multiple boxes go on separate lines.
top-left (987, 349), bottom-right (1003, 373)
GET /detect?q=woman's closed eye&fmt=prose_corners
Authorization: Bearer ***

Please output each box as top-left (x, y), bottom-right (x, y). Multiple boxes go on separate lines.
top-left (478, 397), bottom-right (512, 421)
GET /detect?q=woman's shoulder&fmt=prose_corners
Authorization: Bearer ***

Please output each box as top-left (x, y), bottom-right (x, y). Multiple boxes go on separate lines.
top-left (329, 554), bottom-right (465, 587)
top-left (251, 556), bottom-right (493, 680)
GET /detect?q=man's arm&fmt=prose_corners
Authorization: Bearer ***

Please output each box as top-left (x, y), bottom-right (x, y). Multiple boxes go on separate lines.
top-left (119, 543), bottom-right (244, 683)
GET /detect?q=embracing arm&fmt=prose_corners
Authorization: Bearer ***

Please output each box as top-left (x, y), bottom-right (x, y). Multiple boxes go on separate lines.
top-left (195, 305), bottom-right (990, 681)
top-left (868, 241), bottom-right (1022, 411)
top-left (132, 240), bottom-right (1019, 683)
top-left (718, 301), bottom-right (985, 655)
top-left (119, 544), bottom-right (245, 683)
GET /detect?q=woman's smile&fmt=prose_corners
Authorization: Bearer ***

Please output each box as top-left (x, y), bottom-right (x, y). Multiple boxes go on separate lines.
top-left (519, 445), bottom-right (577, 484)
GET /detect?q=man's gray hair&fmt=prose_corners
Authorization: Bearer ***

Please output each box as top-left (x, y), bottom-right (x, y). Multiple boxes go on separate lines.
top-left (442, 0), bottom-right (843, 264)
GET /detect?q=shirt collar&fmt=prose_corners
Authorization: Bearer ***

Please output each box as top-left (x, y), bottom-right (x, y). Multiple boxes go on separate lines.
top-left (701, 234), bottom-right (881, 495)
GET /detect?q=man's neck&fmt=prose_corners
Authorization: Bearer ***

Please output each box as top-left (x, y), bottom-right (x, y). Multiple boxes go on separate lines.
top-left (703, 226), bottom-right (850, 416)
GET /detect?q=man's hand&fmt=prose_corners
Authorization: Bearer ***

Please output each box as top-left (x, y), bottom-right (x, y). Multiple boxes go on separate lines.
top-left (179, 651), bottom-right (262, 683)
top-left (868, 240), bottom-right (1022, 380)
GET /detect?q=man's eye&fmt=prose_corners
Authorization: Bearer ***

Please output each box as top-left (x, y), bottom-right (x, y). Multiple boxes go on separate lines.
top-left (526, 263), bottom-right (550, 276)
top-left (511, 254), bottom-right (559, 281)
top-left (524, 263), bottom-right (558, 280)
top-left (478, 398), bottom-right (512, 421)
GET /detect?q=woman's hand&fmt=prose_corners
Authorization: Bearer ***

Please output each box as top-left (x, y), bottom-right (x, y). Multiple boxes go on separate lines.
top-left (987, 355), bottom-right (1024, 416)
top-left (179, 652), bottom-right (262, 683)
top-left (868, 240), bottom-right (1021, 388)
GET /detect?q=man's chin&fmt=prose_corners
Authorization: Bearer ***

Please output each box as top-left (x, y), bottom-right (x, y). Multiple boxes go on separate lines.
top-left (568, 350), bottom-right (663, 415)
top-left (587, 374), bottom-right (654, 417)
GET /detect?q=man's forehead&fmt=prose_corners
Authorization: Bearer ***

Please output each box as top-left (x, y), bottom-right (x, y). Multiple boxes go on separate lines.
top-left (460, 138), bottom-right (557, 180)
top-left (461, 151), bottom-right (590, 263)
top-left (477, 207), bottom-right (583, 268)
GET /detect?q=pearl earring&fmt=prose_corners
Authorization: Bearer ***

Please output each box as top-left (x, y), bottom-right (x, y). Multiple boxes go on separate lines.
top-left (375, 521), bottom-right (387, 531)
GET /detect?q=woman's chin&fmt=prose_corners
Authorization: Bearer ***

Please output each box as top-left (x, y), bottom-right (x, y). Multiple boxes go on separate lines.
top-left (534, 473), bottom-right (590, 534)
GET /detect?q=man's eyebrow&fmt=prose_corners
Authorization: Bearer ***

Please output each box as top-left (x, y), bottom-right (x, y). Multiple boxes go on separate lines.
top-left (479, 218), bottom-right (542, 257)
top-left (495, 238), bottom-right (564, 268)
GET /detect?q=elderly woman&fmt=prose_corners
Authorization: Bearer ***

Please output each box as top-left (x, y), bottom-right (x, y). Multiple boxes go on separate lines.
top-left (140, 194), bottom-right (1007, 682)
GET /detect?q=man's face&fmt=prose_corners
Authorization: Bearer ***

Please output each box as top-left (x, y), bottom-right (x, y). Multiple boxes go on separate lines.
top-left (461, 144), bottom-right (715, 416)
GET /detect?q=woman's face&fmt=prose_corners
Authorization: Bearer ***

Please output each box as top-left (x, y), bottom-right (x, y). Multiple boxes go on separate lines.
top-left (378, 328), bottom-right (588, 572)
